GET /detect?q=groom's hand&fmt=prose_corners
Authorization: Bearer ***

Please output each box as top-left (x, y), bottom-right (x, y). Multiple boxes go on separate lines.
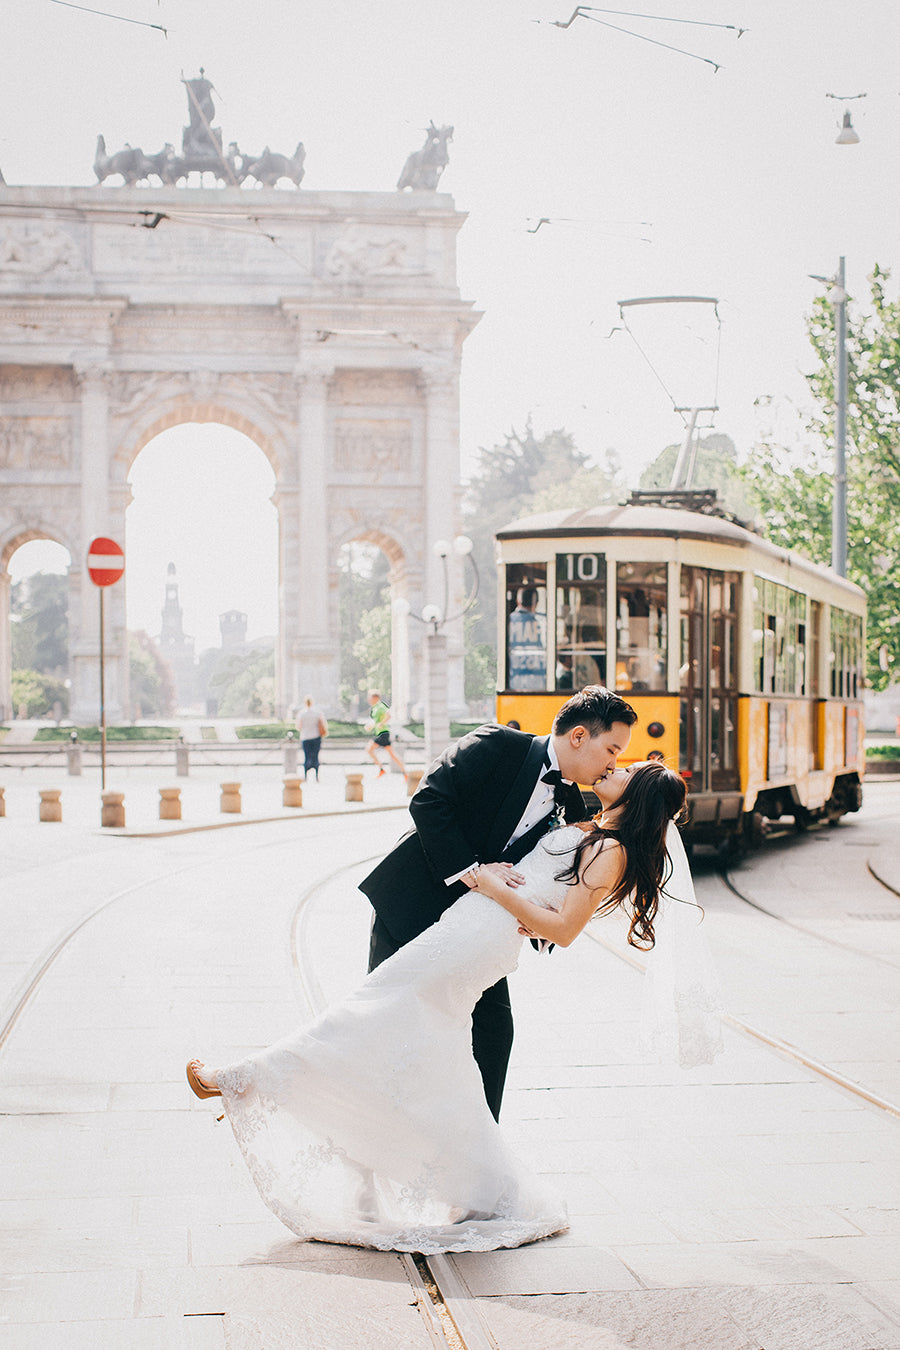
top-left (463, 861), bottom-right (525, 889)
top-left (482, 861), bottom-right (525, 888)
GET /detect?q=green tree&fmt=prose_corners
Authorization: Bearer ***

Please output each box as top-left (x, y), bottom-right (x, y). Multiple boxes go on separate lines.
top-left (744, 266), bottom-right (900, 689)
top-left (208, 647), bottom-right (276, 716)
top-left (10, 572), bottom-right (68, 676)
top-left (464, 607), bottom-right (495, 706)
top-left (128, 631), bottom-right (178, 717)
top-left (738, 442), bottom-right (832, 563)
top-left (11, 669), bottom-right (69, 718)
top-left (639, 432), bottom-right (754, 521)
top-left (462, 423), bottom-right (622, 651)
top-left (352, 593), bottom-right (392, 700)
top-left (339, 543), bottom-right (391, 704)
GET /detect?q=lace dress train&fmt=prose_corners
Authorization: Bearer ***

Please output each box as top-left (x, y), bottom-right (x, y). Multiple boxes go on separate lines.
top-left (216, 829), bottom-right (583, 1254)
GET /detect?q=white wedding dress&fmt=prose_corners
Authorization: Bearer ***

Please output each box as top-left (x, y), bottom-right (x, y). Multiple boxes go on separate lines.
top-left (216, 826), bottom-right (584, 1255)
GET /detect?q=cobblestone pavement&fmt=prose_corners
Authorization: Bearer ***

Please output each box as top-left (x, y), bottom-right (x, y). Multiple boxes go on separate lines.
top-left (1, 772), bottom-right (898, 1349)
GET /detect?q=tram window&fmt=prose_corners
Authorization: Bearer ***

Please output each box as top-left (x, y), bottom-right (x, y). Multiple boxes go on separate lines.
top-left (753, 578), bottom-right (807, 694)
top-left (615, 562), bottom-right (667, 691)
top-left (556, 552), bottom-right (606, 689)
top-left (829, 608), bottom-right (864, 699)
top-left (506, 564), bottom-right (547, 691)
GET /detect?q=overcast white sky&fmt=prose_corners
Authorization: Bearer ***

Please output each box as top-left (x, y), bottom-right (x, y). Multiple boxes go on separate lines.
top-left (4, 0), bottom-right (897, 648)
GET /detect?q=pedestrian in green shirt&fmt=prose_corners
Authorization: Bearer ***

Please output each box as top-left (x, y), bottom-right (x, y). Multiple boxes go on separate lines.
top-left (365, 690), bottom-right (406, 777)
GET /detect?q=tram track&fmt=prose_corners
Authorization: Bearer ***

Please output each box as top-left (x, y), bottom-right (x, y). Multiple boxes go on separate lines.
top-left (291, 862), bottom-right (498, 1350)
top-left (719, 850), bottom-right (900, 969)
top-left (291, 832), bottom-right (900, 1348)
top-left (589, 815), bottom-right (900, 1122)
top-left (0, 854), bottom-right (219, 1055)
top-left (4, 813), bottom-right (895, 1348)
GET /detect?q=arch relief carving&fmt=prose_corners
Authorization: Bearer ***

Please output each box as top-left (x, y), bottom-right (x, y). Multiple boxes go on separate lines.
top-left (331, 368), bottom-right (420, 405)
top-left (0, 365), bottom-right (78, 400)
top-left (333, 418), bottom-right (412, 473)
top-left (0, 223), bottom-right (87, 276)
top-left (0, 416), bottom-right (72, 468)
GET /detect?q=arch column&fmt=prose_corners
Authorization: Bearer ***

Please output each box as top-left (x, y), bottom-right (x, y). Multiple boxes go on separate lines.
top-left (421, 363), bottom-right (466, 713)
top-left (71, 363), bottom-right (124, 722)
top-left (0, 570), bottom-right (11, 721)
top-left (389, 563), bottom-right (411, 725)
top-left (291, 364), bottom-right (337, 703)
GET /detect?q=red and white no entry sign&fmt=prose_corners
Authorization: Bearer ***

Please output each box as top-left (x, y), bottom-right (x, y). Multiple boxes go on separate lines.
top-left (87, 536), bottom-right (125, 587)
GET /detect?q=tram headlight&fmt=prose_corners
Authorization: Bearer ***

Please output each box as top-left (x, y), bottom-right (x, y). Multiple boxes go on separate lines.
top-left (647, 721), bottom-right (665, 739)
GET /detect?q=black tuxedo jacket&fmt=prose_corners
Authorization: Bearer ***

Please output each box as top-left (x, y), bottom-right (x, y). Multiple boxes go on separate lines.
top-left (359, 723), bottom-right (585, 948)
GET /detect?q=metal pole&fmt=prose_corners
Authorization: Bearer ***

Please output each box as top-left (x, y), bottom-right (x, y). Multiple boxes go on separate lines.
top-left (669, 408), bottom-right (699, 490)
top-left (833, 256), bottom-right (848, 577)
top-left (99, 587), bottom-right (107, 791)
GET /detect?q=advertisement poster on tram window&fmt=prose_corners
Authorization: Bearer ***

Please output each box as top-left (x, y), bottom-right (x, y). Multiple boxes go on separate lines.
top-left (507, 586), bottom-right (547, 691)
top-left (768, 702), bottom-right (788, 778)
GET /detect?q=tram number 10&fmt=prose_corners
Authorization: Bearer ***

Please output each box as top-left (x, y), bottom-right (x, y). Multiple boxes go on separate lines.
top-left (556, 552), bottom-right (605, 583)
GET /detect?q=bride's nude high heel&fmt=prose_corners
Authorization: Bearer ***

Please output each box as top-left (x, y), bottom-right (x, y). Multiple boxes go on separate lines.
top-left (186, 1060), bottom-right (222, 1099)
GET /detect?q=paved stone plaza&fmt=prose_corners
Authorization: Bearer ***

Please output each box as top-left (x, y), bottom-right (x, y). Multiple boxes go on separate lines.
top-left (1, 771), bottom-right (899, 1348)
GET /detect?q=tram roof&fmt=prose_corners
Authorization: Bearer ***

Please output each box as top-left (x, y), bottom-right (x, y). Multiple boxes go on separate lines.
top-left (496, 502), bottom-right (865, 597)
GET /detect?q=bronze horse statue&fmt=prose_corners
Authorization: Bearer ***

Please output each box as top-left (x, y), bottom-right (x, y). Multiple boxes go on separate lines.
top-left (397, 123), bottom-right (453, 191)
top-left (241, 143), bottom-right (306, 187)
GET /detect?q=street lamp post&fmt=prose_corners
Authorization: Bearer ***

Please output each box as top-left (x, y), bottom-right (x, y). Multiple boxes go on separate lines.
top-left (833, 257), bottom-right (849, 578)
top-left (809, 258), bottom-right (849, 578)
top-left (395, 536), bottom-right (479, 765)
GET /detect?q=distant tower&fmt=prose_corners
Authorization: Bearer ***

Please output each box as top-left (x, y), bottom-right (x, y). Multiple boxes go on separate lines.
top-left (220, 609), bottom-right (248, 650)
top-left (158, 563), bottom-right (197, 708)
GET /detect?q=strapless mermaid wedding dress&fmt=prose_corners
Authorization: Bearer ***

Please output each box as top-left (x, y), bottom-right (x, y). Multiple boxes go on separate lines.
top-left (216, 826), bottom-right (585, 1254)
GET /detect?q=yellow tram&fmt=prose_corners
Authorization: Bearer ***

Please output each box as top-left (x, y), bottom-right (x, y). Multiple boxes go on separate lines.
top-left (496, 491), bottom-right (866, 849)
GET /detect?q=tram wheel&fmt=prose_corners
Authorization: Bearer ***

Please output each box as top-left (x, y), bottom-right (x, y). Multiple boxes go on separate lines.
top-left (718, 832), bottom-right (746, 863)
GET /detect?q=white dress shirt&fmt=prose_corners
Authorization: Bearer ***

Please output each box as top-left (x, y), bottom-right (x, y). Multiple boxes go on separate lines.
top-left (445, 738), bottom-right (571, 886)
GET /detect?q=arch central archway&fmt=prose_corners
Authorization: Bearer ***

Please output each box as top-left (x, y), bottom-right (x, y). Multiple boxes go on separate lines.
top-left (126, 423), bottom-right (278, 715)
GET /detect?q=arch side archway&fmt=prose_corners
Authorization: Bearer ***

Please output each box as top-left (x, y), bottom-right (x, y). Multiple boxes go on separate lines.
top-left (0, 526), bottom-right (75, 722)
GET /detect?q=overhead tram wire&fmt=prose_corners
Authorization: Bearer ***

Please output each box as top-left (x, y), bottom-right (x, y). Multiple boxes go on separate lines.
top-left (45, 0), bottom-right (168, 35)
top-left (0, 199), bottom-right (312, 275)
top-left (548, 6), bottom-right (747, 71)
top-left (615, 295), bottom-right (723, 430)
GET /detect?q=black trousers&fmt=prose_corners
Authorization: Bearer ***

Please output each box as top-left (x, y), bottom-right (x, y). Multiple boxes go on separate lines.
top-left (367, 913), bottom-right (513, 1124)
top-left (302, 737), bottom-right (321, 776)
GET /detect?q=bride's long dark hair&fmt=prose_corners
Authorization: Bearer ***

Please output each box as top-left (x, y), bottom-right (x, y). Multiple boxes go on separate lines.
top-left (555, 761), bottom-right (688, 949)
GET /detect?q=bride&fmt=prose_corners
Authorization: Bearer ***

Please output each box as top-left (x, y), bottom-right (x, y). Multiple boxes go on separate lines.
top-left (186, 760), bottom-right (719, 1255)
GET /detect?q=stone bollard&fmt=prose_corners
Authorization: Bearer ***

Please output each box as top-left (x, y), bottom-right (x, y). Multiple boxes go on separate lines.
top-left (101, 791), bottom-right (125, 828)
top-left (66, 744), bottom-right (83, 776)
top-left (220, 781), bottom-right (242, 814)
top-left (345, 772), bottom-right (364, 803)
top-left (39, 789), bottom-right (62, 822)
top-left (406, 769), bottom-right (424, 797)
top-left (0, 786), bottom-right (5, 817)
top-left (283, 737), bottom-right (299, 775)
top-left (159, 787), bottom-right (182, 821)
top-left (283, 776), bottom-right (303, 808)
top-left (175, 742), bottom-right (190, 777)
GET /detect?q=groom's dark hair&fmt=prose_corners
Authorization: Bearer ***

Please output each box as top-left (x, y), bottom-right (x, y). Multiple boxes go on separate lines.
top-left (553, 685), bottom-right (637, 736)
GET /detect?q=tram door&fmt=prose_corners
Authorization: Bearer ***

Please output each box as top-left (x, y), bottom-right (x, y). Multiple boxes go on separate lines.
top-left (679, 567), bottom-right (740, 792)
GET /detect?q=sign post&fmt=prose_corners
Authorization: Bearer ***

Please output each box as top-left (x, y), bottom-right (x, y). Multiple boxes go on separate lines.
top-left (87, 537), bottom-right (125, 790)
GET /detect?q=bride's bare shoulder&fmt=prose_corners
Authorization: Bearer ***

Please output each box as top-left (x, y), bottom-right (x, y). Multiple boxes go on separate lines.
top-left (579, 835), bottom-right (624, 886)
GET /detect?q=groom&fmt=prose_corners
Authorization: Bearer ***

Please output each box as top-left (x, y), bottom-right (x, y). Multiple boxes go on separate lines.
top-left (360, 685), bottom-right (637, 1120)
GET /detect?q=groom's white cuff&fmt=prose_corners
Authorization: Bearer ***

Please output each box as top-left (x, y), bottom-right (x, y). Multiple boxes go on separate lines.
top-left (445, 862), bottom-right (479, 887)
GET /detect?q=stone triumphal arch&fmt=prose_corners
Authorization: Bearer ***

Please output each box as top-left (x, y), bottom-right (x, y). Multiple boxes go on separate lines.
top-left (0, 183), bottom-right (479, 720)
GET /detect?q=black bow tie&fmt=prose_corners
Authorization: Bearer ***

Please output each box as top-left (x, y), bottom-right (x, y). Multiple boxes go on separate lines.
top-left (541, 769), bottom-right (564, 787)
